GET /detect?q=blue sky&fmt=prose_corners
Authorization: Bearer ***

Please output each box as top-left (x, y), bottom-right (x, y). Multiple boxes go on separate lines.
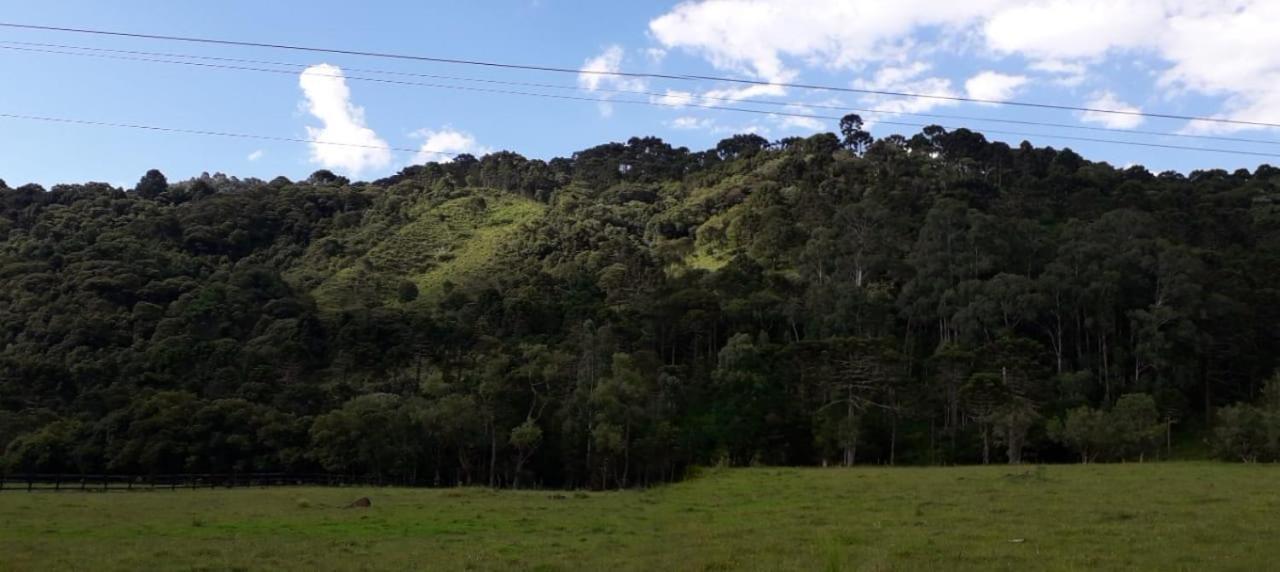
top-left (2, 0), bottom-right (1279, 188)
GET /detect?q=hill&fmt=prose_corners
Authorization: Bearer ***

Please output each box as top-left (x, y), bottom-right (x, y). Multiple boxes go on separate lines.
top-left (2, 127), bottom-right (1280, 486)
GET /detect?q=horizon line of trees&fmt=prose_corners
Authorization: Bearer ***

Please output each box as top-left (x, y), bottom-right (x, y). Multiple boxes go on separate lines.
top-left (3, 119), bottom-right (1279, 488)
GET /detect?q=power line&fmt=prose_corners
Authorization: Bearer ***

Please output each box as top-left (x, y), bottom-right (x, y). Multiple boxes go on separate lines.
top-left (0, 21), bottom-right (683, 80)
top-left (1, 21), bottom-right (1276, 130)
top-left (0, 44), bottom-right (839, 125)
top-left (8, 39), bottom-right (1279, 148)
top-left (0, 112), bottom-right (456, 157)
top-left (4, 107), bottom-right (1280, 164)
top-left (4, 45), bottom-right (1280, 161)
top-left (6, 45), bottom-right (1280, 161)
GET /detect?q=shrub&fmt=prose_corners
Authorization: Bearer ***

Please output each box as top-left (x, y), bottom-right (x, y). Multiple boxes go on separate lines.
top-left (1211, 404), bottom-right (1267, 462)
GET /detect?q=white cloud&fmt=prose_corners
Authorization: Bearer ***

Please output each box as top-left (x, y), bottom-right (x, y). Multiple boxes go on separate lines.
top-left (668, 116), bottom-right (715, 130)
top-left (247, 149), bottom-right (264, 162)
top-left (1079, 91), bottom-right (1144, 129)
top-left (298, 64), bottom-right (392, 176)
top-left (983, 0), bottom-right (1280, 132)
top-left (578, 46), bottom-right (623, 91)
top-left (982, 0), bottom-right (1165, 61)
top-left (649, 0), bottom-right (1002, 82)
top-left (964, 71), bottom-right (1027, 102)
top-left (1156, 2), bottom-right (1280, 133)
top-left (1029, 60), bottom-right (1088, 87)
top-left (652, 89), bottom-right (696, 108)
top-left (852, 62), bottom-right (958, 116)
top-left (648, 1), bottom-right (1280, 134)
top-left (702, 82), bottom-right (787, 104)
top-left (773, 104), bottom-right (825, 131)
top-left (410, 128), bottom-right (491, 164)
top-left (579, 45), bottom-right (648, 117)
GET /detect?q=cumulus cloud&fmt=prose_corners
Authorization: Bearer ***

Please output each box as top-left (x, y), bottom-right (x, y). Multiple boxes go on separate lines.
top-left (982, 0), bottom-right (1165, 61)
top-left (411, 128), bottom-right (491, 164)
top-left (1079, 91), bottom-right (1144, 129)
top-left (298, 64), bottom-right (391, 176)
top-left (1029, 60), bottom-right (1088, 87)
top-left (702, 83), bottom-right (787, 104)
top-left (247, 149), bottom-right (264, 162)
top-left (852, 62), bottom-right (958, 116)
top-left (652, 89), bottom-right (696, 108)
top-left (649, 0), bottom-right (1001, 82)
top-left (579, 45), bottom-right (648, 117)
top-left (667, 116), bottom-right (715, 130)
top-left (965, 71), bottom-right (1027, 102)
top-left (773, 104), bottom-right (826, 131)
top-left (647, 1), bottom-right (1280, 133)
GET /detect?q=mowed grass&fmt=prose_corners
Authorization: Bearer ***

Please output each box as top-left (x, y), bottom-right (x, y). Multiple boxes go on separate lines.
top-left (2, 463), bottom-right (1277, 571)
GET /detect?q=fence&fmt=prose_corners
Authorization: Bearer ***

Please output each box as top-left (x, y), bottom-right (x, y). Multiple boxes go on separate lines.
top-left (0, 473), bottom-right (405, 492)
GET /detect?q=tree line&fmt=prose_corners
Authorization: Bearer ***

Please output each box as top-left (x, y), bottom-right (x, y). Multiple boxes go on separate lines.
top-left (3, 118), bottom-right (1279, 488)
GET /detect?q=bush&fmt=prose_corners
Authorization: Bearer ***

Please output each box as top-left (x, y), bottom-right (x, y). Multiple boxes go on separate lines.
top-left (1211, 404), bottom-right (1267, 462)
top-left (1047, 406), bottom-right (1107, 463)
top-left (1048, 393), bottom-right (1162, 462)
top-left (1211, 375), bottom-right (1280, 462)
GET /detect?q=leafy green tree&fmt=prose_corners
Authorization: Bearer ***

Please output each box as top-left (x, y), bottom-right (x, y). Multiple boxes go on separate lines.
top-left (1211, 404), bottom-right (1267, 462)
top-left (2, 126), bottom-right (1279, 483)
top-left (1108, 393), bottom-right (1163, 461)
top-left (310, 394), bottom-right (421, 479)
top-left (839, 113), bottom-right (874, 155)
top-left (2, 419), bottom-right (88, 473)
top-left (1048, 406), bottom-right (1108, 463)
top-left (134, 169), bottom-right (168, 199)
top-left (509, 418), bottom-right (543, 488)
top-left (962, 373), bottom-right (1009, 465)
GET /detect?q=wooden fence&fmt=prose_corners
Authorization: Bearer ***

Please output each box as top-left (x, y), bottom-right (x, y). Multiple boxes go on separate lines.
top-left (0, 473), bottom-right (407, 492)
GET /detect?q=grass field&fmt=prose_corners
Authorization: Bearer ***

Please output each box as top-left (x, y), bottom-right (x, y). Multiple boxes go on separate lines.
top-left (2, 463), bottom-right (1277, 571)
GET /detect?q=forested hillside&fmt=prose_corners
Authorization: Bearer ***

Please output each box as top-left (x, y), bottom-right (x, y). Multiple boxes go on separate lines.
top-left (3, 122), bottom-right (1280, 487)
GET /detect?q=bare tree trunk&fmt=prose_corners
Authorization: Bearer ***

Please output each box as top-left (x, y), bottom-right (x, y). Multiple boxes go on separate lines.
top-left (845, 388), bottom-right (855, 467)
top-left (981, 423), bottom-right (991, 465)
top-left (488, 420), bottom-right (497, 488)
top-left (889, 411), bottom-right (897, 466)
top-left (622, 421), bottom-right (631, 488)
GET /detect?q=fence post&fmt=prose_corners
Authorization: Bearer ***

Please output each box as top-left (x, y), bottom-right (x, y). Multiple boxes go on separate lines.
top-left (55, 476), bottom-right (61, 491)
top-left (102, 475), bottom-right (108, 491)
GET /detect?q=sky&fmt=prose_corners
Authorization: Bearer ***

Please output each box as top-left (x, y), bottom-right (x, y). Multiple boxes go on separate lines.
top-left (2, 0), bottom-right (1280, 188)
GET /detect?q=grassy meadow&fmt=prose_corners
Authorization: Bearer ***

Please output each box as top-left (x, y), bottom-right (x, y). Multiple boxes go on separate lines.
top-left (2, 463), bottom-right (1277, 571)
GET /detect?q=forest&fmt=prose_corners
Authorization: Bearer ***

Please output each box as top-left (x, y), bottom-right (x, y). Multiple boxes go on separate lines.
top-left (3, 118), bottom-right (1279, 488)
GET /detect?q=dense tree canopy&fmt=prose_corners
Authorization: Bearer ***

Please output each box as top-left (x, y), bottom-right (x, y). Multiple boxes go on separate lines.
top-left (2, 126), bottom-right (1278, 487)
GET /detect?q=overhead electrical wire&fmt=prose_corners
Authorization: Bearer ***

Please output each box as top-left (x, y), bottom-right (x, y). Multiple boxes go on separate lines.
top-left (4, 44), bottom-right (1280, 160)
top-left (0, 112), bottom-right (458, 157)
top-left (1, 21), bottom-right (1277, 130)
top-left (4, 108), bottom-right (1280, 163)
top-left (5, 39), bottom-right (1278, 148)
